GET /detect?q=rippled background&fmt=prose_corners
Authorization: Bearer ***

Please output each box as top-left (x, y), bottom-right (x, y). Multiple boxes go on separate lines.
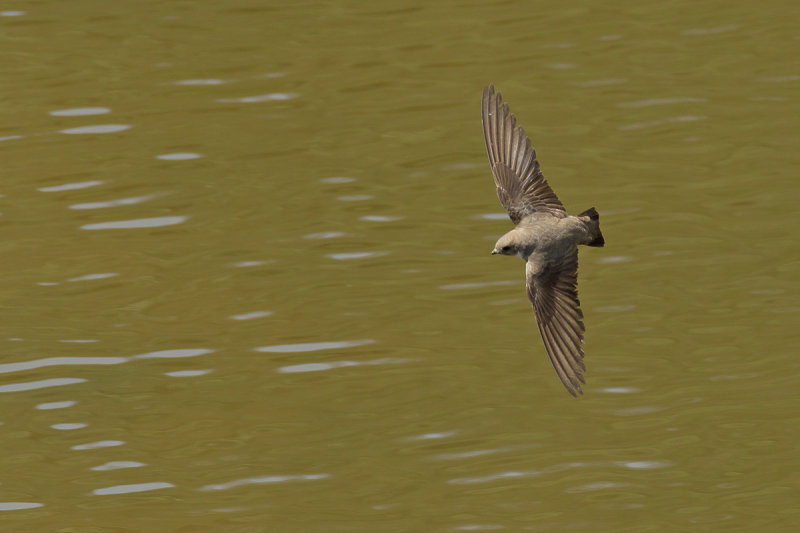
top-left (2, 1), bottom-right (799, 530)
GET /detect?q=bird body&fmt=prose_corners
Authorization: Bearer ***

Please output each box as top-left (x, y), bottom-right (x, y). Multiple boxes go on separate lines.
top-left (482, 85), bottom-right (604, 396)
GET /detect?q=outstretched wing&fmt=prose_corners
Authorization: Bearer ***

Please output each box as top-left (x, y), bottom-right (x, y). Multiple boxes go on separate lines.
top-left (482, 85), bottom-right (566, 224)
top-left (526, 249), bottom-right (586, 396)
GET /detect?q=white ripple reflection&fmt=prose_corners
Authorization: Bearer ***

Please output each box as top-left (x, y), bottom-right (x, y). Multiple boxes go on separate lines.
top-left (72, 440), bottom-right (125, 451)
top-left (174, 79), bottom-right (225, 85)
top-left (337, 194), bottom-right (373, 201)
top-left (164, 369), bottom-right (213, 377)
top-left (92, 482), bottom-right (174, 496)
top-left (618, 460), bottom-right (671, 469)
top-left (132, 348), bottom-right (213, 359)
top-left (67, 273), bottom-right (119, 282)
top-left (360, 215), bottom-right (404, 222)
top-left (599, 387), bottom-right (641, 394)
top-left (50, 107), bottom-right (111, 116)
top-left (256, 339), bottom-right (375, 353)
top-left (319, 177), bottom-right (356, 184)
top-left (60, 125), bottom-right (131, 134)
top-left (597, 256), bottom-right (632, 264)
top-left (38, 180), bottom-right (104, 192)
top-left (0, 502), bottom-right (43, 511)
top-left (449, 462), bottom-right (593, 485)
top-left (229, 310), bottom-right (273, 321)
top-left (565, 481), bottom-right (631, 493)
top-left (277, 357), bottom-right (407, 374)
top-left (0, 357), bottom-right (126, 374)
top-left (0, 378), bottom-right (86, 393)
top-left (403, 431), bottom-right (458, 441)
top-left (81, 216), bottom-right (188, 230)
top-left (430, 448), bottom-right (512, 461)
top-left (200, 473), bottom-right (329, 491)
top-left (303, 231), bottom-right (347, 239)
top-left (156, 152), bottom-right (203, 160)
top-left (70, 195), bottom-right (156, 210)
top-left (91, 461), bottom-right (147, 471)
top-left (36, 400), bottom-right (76, 410)
top-left (326, 251), bottom-right (389, 260)
top-left (217, 93), bottom-right (297, 103)
top-left (51, 423), bottom-right (87, 430)
top-left (231, 260), bottom-right (273, 267)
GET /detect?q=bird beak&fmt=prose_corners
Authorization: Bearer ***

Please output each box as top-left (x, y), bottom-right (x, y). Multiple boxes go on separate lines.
top-left (491, 249), bottom-right (499, 255)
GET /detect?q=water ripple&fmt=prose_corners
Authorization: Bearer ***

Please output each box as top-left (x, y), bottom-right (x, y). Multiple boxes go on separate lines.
top-left (229, 310), bottom-right (273, 321)
top-left (304, 232), bottom-right (347, 239)
top-left (403, 430), bottom-right (458, 441)
top-left (81, 216), bottom-right (189, 230)
top-left (326, 251), bottom-right (389, 260)
top-left (174, 79), bottom-right (226, 85)
top-left (164, 369), bottom-right (214, 377)
top-left (320, 177), bottom-right (356, 184)
top-left (156, 152), bottom-right (203, 160)
top-left (337, 194), bottom-right (373, 201)
top-left (0, 357), bottom-right (125, 375)
top-left (70, 195), bottom-right (156, 210)
top-left (38, 180), bottom-right (104, 192)
top-left (132, 348), bottom-right (213, 359)
top-left (59, 125), bottom-right (131, 134)
top-left (217, 93), bottom-right (296, 103)
top-left (67, 273), bottom-right (119, 282)
top-left (0, 502), bottom-right (43, 511)
top-left (36, 400), bottom-right (77, 410)
top-left (256, 340), bottom-right (375, 353)
top-left (72, 440), bottom-right (125, 451)
top-left (360, 215), bottom-right (404, 222)
top-left (50, 107), bottom-right (111, 116)
top-left (51, 423), bottom-right (87, 430)
top-left (0, 378), bottom-right (86, 393)
top-left (277, 357), bottom-right (408, 374)
top-left (91, 461), bottom-right (147, 471)
top-left (92, 482), bottom-right (174, 495)
top-left (200, 473), bottom-right (329, 491)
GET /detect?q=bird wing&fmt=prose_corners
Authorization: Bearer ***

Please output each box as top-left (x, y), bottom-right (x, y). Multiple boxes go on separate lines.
top-left (482, 85), bottom-right (567, 225)
top-left (526, 249), bottom-right (586, 396)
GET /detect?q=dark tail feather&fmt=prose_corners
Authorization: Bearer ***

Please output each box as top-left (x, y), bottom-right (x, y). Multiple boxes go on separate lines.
top-left (579, 207), bottom-right (604, 247)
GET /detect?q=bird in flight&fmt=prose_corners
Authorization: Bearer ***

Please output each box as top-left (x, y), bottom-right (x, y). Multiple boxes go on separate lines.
top-left (481, 85), bottom-right (604, 396)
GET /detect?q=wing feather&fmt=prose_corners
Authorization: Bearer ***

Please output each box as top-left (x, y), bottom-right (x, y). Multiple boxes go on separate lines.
top-left (526, 249), bottom-right (586, 396)
top-left (482, 85), bottom-right (566, 224)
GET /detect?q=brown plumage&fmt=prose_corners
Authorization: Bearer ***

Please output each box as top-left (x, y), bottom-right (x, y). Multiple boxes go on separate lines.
top-left (482, 85), bottom-right (604, 396)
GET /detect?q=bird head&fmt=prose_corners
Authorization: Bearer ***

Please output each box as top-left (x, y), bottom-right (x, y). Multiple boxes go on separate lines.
top-left (491, 233), bottom-right (518, 257)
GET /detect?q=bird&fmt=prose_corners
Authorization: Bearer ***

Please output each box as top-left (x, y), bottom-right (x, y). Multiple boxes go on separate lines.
top-left (481, 85), bottom-right (604, 396)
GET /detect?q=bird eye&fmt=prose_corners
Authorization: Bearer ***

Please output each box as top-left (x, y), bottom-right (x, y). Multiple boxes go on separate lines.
top-left (502, 246), bottom-right (511, 252)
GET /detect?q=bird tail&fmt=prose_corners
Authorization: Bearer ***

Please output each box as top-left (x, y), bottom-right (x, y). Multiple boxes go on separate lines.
top-left (579, 207), bottom-right (604, 247)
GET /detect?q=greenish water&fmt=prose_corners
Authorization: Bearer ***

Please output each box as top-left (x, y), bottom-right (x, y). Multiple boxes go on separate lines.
top-left (1, 1), bottom-right (798, 531)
